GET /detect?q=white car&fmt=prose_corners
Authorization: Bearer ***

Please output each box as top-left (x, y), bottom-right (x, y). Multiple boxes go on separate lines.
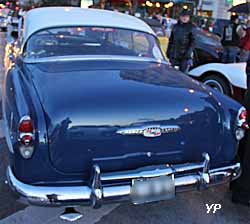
top-left (189, 62), bottom-right (247, 101)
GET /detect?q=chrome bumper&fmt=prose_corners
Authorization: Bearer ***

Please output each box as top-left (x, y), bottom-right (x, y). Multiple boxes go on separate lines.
top-left (6, 153), bottom-right (241, 208)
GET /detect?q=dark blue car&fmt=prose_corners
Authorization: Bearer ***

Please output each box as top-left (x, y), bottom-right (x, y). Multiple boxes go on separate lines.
top-left (2, 7), bottom-right (248, 218)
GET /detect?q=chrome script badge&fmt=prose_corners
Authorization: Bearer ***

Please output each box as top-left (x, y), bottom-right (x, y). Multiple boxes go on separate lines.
top-left (116, 125), bottom-right (181, 138)
top-left (143, 127), bottom-right (162, 138)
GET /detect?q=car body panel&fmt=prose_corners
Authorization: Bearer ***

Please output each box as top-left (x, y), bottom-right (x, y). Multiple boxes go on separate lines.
top-left (193, 29), bottom-right (223, 67)
top-left (29, 60), bottom-right (227, 175)
top-left (3, 58), bottom-right (242, 184)
top-left (189, 63), bottom-right (247, 90)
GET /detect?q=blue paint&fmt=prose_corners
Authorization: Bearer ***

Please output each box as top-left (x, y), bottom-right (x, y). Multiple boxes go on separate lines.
top-left (3, 58), bottom-right (242, 184)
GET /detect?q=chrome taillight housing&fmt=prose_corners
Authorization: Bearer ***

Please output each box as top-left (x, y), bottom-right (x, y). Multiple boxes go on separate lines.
top-left (235, 107), bottom-right (249, 141)
top-left (18, 115), bottom-right (34, 159)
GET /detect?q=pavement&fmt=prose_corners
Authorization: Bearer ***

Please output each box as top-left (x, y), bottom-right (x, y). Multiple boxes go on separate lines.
top-left (0, 33), bottom-right (250, 224)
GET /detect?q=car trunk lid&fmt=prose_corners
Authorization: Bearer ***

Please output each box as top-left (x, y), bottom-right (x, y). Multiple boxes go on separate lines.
top-left (27, 60), bottom-right (224, 177)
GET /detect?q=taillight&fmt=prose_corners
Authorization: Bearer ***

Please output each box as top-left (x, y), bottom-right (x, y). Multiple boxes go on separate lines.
top-left (19, 116), bottom-right (33, 133)
top-left (18, 115), bottom-right (34, 159)
top-left (235, 107), bottom-right (249, 140)
top-left (239, 110), bottom-right (247, 121)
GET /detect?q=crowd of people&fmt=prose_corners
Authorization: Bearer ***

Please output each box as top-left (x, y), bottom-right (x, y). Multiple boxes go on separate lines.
top-left (221, 14), bottom-right (250, 63)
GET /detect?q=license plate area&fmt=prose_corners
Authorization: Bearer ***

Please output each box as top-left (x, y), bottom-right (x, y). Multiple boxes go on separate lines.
top-left (131, 175), bottom-right (175, 204)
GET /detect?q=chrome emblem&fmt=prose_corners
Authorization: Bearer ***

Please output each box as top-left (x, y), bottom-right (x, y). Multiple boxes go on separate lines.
top-left (116, 125), bottom-right (181, 138)
top-left (143, 127), bottom-right (162, 138)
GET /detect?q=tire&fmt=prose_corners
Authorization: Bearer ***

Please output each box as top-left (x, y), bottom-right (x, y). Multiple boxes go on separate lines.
top-left (202, 75), bottom-right (231, 96)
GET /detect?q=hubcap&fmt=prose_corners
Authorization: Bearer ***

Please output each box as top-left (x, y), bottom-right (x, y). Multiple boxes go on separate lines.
top-left (203, 80), bottom-right (224, 93)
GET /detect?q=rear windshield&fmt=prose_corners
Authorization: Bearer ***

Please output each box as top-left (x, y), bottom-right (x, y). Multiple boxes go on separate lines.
top-left (24, 26), bottom-right (164, 60)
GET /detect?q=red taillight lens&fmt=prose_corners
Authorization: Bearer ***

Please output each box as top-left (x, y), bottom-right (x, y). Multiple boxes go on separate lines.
top-left (239, 110), bottom-right (247, 120)
top-left (236, 108), bottom-right (249, 140)
top-left (238, 108), bottom-right (249, 131)
top-left (18, 116), bottom-right (34, 159)
top-left (20, 135), bottom-right (33, 146)
top-left (19, 117), bottom-right (33, 133)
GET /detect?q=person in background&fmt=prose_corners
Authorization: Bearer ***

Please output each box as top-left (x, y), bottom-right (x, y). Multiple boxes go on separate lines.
top-left (238, 19), bottom-right (250, 62)
top-left (167, 9), bottom-right (195, 73)
top-left (152, 12), bottom-right (162, 23)
top-left (221, 15), bottom-right (240, 63)
top-left (231, 54), bottom-right (250, 205)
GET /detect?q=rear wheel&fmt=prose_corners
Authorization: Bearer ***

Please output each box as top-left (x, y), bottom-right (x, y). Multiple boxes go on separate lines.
top-left (202, 75), bottom-right (231, 96)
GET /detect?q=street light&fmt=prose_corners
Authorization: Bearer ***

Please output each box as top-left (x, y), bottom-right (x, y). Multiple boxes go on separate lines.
top-left (146, 0), bottom-right (153, 7)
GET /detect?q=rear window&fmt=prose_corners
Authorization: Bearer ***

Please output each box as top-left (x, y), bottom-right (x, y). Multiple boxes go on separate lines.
top-left (24, 26), bottom-right (164, 60)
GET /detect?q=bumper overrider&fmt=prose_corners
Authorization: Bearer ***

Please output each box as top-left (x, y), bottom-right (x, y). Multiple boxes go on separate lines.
top-left (7, 153), bottom-right (241, 208)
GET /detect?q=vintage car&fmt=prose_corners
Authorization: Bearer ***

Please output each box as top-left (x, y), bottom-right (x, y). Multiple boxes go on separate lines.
top-left (3, 7), bottom-right (247, 221)
top-left (192, 28), bottom-right (223, 67)
top-left (189, 62), bottom-right (247, 102)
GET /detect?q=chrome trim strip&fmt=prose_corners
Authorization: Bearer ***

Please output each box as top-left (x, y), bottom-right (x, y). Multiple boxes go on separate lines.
top-left (101, 163), bottom-right (204, 182)
top-left (7, 166), bottom-right (92, 206)
top-left (6, 156), bottom-right (241, 208)
top-left (23, 55), bottom-right (167, 64)
top-left (116, 125), bottom-right (181, 137)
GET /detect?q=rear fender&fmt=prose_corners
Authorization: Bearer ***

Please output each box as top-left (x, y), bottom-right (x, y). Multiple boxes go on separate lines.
top-left (189, 63), bottom-right (247, 90)
top-left (3, 64), bottom-right (53, 182)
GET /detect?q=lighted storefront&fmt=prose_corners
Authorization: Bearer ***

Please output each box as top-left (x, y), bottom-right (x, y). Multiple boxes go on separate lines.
top-left (81, 0), bottom-right (195, 18)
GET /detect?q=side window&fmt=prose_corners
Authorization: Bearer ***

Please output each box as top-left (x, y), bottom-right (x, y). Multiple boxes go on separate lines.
top-left (132, 32), bottom-right (150, 55)
top-left (108, 29), bottom-right (133, 50)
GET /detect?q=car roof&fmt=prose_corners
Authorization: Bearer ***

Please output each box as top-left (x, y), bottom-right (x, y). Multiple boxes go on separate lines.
top-left (23, 7), bottom-right (155, 45)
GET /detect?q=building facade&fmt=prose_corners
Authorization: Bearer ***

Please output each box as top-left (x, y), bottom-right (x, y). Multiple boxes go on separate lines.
top-left (200, 0), bottom-right (232, 19)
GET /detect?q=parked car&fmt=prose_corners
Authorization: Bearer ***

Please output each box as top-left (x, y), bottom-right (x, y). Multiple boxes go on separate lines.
top-left (142, 18), bottom-right (168, 55)
top-left (192, 28), bottom-right (223, 67)
top-left (189, 62), bottom-right (247, 102)
top-left (3, 7), bottom-right (246, 221)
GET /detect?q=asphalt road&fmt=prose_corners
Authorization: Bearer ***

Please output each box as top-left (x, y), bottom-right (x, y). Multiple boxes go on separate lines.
top-left (0, 33), bottom-right (250, 224)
